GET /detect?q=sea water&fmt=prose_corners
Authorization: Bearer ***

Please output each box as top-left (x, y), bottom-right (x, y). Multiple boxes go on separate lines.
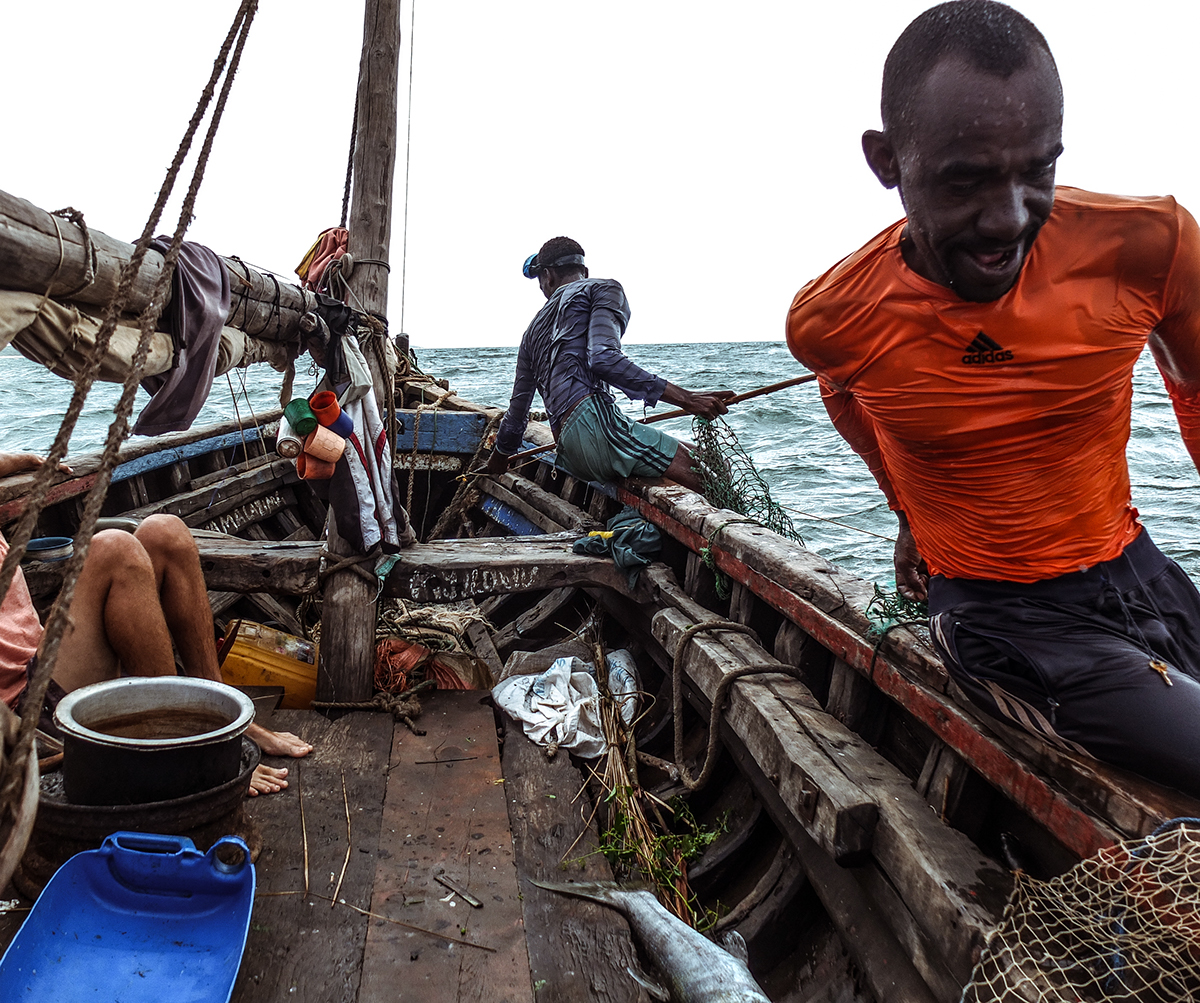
top-left (1, 343), bottom-right (1196, 586)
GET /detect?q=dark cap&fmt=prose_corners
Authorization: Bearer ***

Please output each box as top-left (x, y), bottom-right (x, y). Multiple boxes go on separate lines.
top-left (523, 236), bottom-right (586, 279)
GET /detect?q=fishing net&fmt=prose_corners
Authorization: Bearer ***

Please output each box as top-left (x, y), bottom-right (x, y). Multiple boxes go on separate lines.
top-left (865, 583), bottom-right (929, 639)
top-left (690, 417), bottom-right (801, 543)
top-left (961, 818), bottom-right (1200, 1002)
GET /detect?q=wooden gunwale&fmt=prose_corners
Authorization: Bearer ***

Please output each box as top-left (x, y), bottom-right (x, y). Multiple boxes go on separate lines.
top-left (0, 411), bottom-right (282, 524)
top-left (615, 483), bottom-right (1127, 860)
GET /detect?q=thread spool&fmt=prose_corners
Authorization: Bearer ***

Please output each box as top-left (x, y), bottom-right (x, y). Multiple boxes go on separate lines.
top-left (305, 425), bottom-right (345, 463)
top-left (276, 415), bottom-right (303, 459)
top-left (308, 390), bottom-right (342, 428)
top-left (283, 398), bottom-right (318, 436)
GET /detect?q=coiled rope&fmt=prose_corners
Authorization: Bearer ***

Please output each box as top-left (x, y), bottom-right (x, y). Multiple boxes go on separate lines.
top-left (671, 619), bottom-right (805, 792)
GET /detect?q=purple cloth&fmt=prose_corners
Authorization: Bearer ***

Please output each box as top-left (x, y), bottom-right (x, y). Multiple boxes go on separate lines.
top-left (494, 278), bottom-right (667, 456)
top-left (133, 239), bottom-right (231, 435)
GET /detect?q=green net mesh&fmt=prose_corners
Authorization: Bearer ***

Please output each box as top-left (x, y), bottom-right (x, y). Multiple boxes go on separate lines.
top-left (962, 819), bottom-right (1200, 1002)
top-left (690, 416), bottom-right (802, 543)
top-left (865, 583), bottom-right (929, 638)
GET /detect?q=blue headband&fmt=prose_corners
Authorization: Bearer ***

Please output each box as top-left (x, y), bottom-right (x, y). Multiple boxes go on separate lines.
top-left (523, 252), bottom-right (585, 279)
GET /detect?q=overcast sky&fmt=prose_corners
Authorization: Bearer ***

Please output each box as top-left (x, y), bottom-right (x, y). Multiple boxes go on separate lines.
top-left (3, 1), bottom-right (1198, 349)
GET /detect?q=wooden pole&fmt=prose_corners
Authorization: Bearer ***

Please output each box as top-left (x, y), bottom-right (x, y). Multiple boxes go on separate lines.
top-left (318, 0), bottom-right (402, 706)
top-left (503, 373), bottom-right (818, 465)
top-left (641, 372), bottom-right (817, 425)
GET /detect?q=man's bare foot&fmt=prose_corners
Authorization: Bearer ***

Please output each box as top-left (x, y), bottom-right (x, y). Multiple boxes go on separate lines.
top-left (249, 764), bottom-right (289, 796)
top-left (247, 721), bottom-right (313, 758)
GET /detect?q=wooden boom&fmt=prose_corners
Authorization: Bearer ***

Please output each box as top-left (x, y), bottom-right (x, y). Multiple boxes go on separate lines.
top-left (0, 188), bottom-right (316, 342)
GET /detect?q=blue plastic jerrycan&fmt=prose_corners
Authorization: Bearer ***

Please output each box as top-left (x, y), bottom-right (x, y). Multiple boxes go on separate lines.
top-left (0, 831), bottom-right (255, 1002)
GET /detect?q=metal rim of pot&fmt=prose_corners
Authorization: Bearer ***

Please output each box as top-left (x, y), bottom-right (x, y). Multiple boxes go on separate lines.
top-left (54, 677), bottom-right (255, 751)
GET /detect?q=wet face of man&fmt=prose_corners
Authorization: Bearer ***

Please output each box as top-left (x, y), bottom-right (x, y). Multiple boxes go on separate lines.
top-left (863, 53), bottom-right (1064, 302)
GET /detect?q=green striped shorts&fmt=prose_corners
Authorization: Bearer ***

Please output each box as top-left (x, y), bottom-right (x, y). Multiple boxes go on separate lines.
top-left (555, 395), bottom-right (678, 483)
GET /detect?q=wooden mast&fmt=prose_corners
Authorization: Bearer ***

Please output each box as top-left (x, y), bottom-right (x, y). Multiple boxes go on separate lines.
top-left (317, 0), bottom-right (403, 705)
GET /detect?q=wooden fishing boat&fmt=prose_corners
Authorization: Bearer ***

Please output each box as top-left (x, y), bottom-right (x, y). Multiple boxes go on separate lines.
top-left (1, 364), bottom-right (1199, 1002)
top-left (2, 2), bottom-right (1199, 999)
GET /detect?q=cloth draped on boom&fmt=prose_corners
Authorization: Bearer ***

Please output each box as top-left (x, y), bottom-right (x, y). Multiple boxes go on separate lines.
top-left (295, 228), bottom-right (349, 295)
top-left (134, 239), bottom-right (231, 435)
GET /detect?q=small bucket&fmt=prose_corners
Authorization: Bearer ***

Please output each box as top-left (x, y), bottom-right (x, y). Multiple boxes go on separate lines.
top-left (328, 409), bottom-right (354, 438)
top-left (308, 390), bottom-right (342, 427)
top-left (305, 425), bottom-right (345, 463)
top-left (297, 451), bottom-right (335, 480)
top-left (282, 398), bottom-right (318, 436)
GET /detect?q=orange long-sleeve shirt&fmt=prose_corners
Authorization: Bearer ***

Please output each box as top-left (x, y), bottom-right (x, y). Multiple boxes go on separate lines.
top-left (787, 187), bottom-right (1200, 582)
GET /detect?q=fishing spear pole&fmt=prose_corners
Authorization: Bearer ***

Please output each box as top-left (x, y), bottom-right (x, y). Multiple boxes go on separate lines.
top-left (500, 372), bottom-right (817, 465)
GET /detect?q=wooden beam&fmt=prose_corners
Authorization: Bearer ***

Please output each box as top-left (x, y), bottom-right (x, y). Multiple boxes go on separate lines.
top-left (651, 606), bottom-right (878, 864)
top-left (194, 532), bottom-right (639, 603)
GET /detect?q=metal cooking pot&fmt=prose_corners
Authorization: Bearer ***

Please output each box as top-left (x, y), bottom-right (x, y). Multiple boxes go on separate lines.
top-left (55, 678), bottom-right (255, 806)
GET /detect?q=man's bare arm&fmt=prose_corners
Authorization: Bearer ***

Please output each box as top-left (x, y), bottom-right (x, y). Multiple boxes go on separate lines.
top-left (0, 452), bottom-right (71, 478)
top-left (660, 383), bottom-right (735, 421)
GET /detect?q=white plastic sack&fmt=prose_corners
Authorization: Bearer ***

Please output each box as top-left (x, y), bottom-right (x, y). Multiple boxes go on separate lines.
top-left (493, 649), bottom-right (641, 759)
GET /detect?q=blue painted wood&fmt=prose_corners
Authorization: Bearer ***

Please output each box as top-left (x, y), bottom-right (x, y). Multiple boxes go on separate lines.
top-left (111, 428), bottom-right (268, 484)
top-left (480, 496), bottom-right (542, 537)
top-left (395, 411), bottom-right (487, 455)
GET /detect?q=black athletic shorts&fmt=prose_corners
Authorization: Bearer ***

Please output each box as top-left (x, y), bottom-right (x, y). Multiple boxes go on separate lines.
top-left (929, 530), bottom-right (1200, 797)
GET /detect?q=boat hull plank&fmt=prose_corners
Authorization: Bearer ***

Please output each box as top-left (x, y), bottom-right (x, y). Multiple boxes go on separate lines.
top-left (232, 709), bottom-right (393, 1002)
top-left (652, 606), bottom-right (879, 864)
top-left (124, 457), bottom-right (295, 526)
top-left (852, 859), bottom-right (964, 1003)
top-left (767, 688), bottom-right (1010, 986)
top-left (359, 691), bottom-right (533, 1003)
top-left (708, 708), bottom-right (942, 1003)
top-left (500, 717), bottom-right (652, 1003)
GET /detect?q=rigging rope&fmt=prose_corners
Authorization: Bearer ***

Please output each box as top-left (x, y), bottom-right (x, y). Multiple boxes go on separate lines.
top-left (399, 0), bottom-right (417, 335)
top-left (340, 93), bottom-right (359, 229)
top-left (0, 0), bottom-right (260, 811)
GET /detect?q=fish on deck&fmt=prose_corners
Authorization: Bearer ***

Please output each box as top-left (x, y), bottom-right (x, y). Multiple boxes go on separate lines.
top-left (533, 880), bottom-right (771, 1003)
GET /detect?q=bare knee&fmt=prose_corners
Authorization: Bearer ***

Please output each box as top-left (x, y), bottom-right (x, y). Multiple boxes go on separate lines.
top-left (134, 514), bottom-right (198, 567)
top-left (86, 529), bottom-right (156, 584)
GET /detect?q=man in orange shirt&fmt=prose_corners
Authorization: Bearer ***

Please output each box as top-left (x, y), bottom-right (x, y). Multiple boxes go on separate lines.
top-left (787, 1), bottom-right (1200, 794)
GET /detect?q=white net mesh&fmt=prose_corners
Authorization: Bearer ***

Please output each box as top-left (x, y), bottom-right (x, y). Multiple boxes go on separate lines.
top-left (962, 819), bottom-right (1200, 1002)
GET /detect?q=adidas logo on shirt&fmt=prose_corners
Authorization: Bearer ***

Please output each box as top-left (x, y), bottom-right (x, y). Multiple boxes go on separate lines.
top-left (962, 332), bottom-right (1013, 365)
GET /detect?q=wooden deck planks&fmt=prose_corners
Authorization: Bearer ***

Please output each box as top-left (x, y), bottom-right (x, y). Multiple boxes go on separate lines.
top-left (358, 691), bottom-right (532, 1003)
top-left (231, 709), bottom-right (393, 1002)
top-left (501, 718), bottom-right (651, 1003)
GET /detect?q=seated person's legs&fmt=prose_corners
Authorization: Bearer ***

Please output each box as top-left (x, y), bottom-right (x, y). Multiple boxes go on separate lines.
top-left (40, 516), bottom-right (309, 794)
top-left (46, 528), bottom-right (175, 692)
